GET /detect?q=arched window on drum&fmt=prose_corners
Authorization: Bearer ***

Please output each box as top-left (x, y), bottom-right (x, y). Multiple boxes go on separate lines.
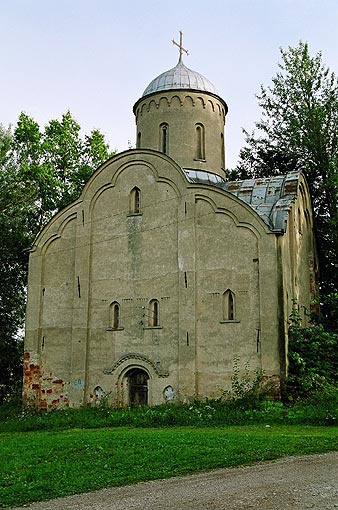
top-left (195, 123), bottom-right (205, 160)
top-left (159, 123), bottom-right (169, 154)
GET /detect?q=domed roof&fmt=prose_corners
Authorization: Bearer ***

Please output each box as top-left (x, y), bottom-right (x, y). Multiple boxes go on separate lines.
top-left (142, 59), bottom-right (219, 97)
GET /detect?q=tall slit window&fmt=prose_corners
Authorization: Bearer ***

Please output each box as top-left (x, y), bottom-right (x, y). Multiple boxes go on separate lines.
top-left (160, 123), bottom-right (169, 154)
top-left (110, 301), bottom-right (120, 329)
top-left (149, 299), bottom-right (159, 327)
top-left (129, 186), bottom-right (141, 214)
top-left (221, 132), bottom-right (225, 168)
top-left (137, 132), bottom-right (141, 148)
top-left (223, 289), bottom-right (235, 321)
top-left (195, 123), bottom-right (205, 160)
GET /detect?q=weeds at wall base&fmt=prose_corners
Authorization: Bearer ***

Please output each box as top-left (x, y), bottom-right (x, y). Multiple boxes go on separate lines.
top-left (0, 389), bottom-right (337, 432)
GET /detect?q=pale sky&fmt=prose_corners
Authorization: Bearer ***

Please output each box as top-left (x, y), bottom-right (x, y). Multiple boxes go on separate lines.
top-left (1, 0), bottom-right (337, 168)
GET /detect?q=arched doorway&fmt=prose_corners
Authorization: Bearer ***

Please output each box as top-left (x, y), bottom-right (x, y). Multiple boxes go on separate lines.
top-left (127, 368), bottom-right (149, 406)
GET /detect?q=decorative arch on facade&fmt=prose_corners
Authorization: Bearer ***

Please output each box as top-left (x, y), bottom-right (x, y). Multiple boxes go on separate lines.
top-left (103, 353), bottom-right (169, 378)
top-left (194, 193), bottom-right (267, 238)
top-left (104, 353), bottom-right (169, 407)
top-left (169, 95), bottom-right (182, 107)
top-left (196, 96), bottom-right (206, 108)
top-left (140, 103), bottom-right (146, 116)
top-left (81, 143), bottom-right (192, 212)
top-left (38, 213), bottom-right (77, 255)
top-left (159, 96), bottom-right (170, 109)
top-left (148, 99), bottom-right (157, 112)
top-left (183, 95), bottom-right (194, 107)
top-left (207, 99), bottom-right (215, 112)
top-left (111, 156), bottom-right (184, 199)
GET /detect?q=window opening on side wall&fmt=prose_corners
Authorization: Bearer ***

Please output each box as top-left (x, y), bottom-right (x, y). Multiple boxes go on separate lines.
top-left (110, 301), bottom-right (120, 329)
top-left (149, 299), bottom-right (159, 327)
top-left (129, 187), bottom-right (141, 214)
top-left (223, 289), bottom-right (235, 321)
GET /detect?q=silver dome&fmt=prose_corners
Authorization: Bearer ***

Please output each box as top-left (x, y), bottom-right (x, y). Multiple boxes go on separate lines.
top-left (142, 60), bottom-right (218, 97)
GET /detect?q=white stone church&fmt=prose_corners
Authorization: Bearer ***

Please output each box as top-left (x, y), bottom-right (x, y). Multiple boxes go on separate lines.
top-left (23, 38), bottom-right (317, 409)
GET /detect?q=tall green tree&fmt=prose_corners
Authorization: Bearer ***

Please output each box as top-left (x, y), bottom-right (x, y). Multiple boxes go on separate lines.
top-left (0, 112), bottom-right (112, 402)
top-left (0, 126), bottom-right (28, 401)
top-left (14, 111), bottom-right (112, 227)
top-left (237, 42), bottom-right (338, 296)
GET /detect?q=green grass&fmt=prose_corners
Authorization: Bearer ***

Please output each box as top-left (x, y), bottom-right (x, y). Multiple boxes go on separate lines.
top-left (0, 393), bottom-right (337, 507)
top-left (0, 392), bottom-right (337, 433)
top-left (1, 425), bottom-right (338, 508)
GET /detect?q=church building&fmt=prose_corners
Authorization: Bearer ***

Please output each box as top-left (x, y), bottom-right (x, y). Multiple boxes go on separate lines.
top-left (23, 36), bottom-right (317, 409)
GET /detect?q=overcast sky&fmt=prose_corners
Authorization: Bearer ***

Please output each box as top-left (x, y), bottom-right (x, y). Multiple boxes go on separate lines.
top-left (1, 0), bottom-right (337, 168)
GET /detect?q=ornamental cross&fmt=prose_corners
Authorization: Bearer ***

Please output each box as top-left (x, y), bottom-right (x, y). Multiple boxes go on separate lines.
top-left (172, 31), bottom-right (189, 62)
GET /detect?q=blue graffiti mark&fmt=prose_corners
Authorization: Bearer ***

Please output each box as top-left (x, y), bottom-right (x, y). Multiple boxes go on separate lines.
top-left (72, 379), bottom-right (84, 390)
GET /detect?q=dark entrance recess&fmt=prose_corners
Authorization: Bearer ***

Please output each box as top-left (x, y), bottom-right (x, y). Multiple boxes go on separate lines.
top-left (128, 368), bottom-right (149, 406)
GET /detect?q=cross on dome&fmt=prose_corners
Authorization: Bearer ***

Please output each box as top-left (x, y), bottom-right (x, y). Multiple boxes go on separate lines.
top-left (140, 31), bottom-right (221, 97)
top-left (172, 31), bottom-right (189, 63)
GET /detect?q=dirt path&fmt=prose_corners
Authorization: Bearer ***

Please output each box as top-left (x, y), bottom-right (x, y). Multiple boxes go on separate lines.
top-left (12, 452), bottom-right (338, 510)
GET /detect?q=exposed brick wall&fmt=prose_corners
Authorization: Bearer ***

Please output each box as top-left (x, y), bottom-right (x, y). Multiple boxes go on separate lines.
top-left (23, 352), bottom-right (69, 410)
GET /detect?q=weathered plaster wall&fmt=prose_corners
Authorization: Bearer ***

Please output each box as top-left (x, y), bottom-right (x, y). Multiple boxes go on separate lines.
top-left (277, 175), bottom-right (318, 377)
top-left (23, 215), bottom-right (76, 408)
top-left (24, 150), bottom-right (297, 409)
top-left (134, 91), bottom-right (227, 177)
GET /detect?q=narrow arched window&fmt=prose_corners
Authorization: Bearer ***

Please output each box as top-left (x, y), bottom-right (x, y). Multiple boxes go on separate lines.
top-left (149, 299), bottom-right (159, 327)
top-left (110, 301), bottom-right (120, 329)
top-left (129, 187), bottom-right (141, 214)
top-left (223, 290), bottom-right (235, 321)
top-left (195, 123), bottom-right (205, 160)
top-left (137, 132), bottom-right (141, 148)
top-left (221, 133), bottom-right (225, 169)
top-left (160, 123), bottom-right (169, 154)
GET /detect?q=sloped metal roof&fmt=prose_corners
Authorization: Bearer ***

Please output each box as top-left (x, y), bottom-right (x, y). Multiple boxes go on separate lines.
top-left (142, 60), bottom-right (219, 97)
top-left (184, 169), bottom-right (301, 232)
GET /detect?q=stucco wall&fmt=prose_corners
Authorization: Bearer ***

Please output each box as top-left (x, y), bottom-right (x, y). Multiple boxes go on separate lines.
top-left (24, 150), bottom-right (287, 408)
top-left (134, 91), bottom-right (226, 177)
top-left (277, 175), bottom-right (318, 377)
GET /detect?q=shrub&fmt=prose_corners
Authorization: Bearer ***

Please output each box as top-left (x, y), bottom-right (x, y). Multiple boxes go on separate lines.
top-left (285, 297), bottom-right (338, 400)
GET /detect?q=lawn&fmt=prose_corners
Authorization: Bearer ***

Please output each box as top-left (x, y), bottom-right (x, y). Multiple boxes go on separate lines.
top-left (1, 425), bottom-right (338, 508)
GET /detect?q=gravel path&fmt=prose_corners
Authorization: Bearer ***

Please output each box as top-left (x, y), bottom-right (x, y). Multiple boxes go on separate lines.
top-left (12, 452), bottom-right (338, 510)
